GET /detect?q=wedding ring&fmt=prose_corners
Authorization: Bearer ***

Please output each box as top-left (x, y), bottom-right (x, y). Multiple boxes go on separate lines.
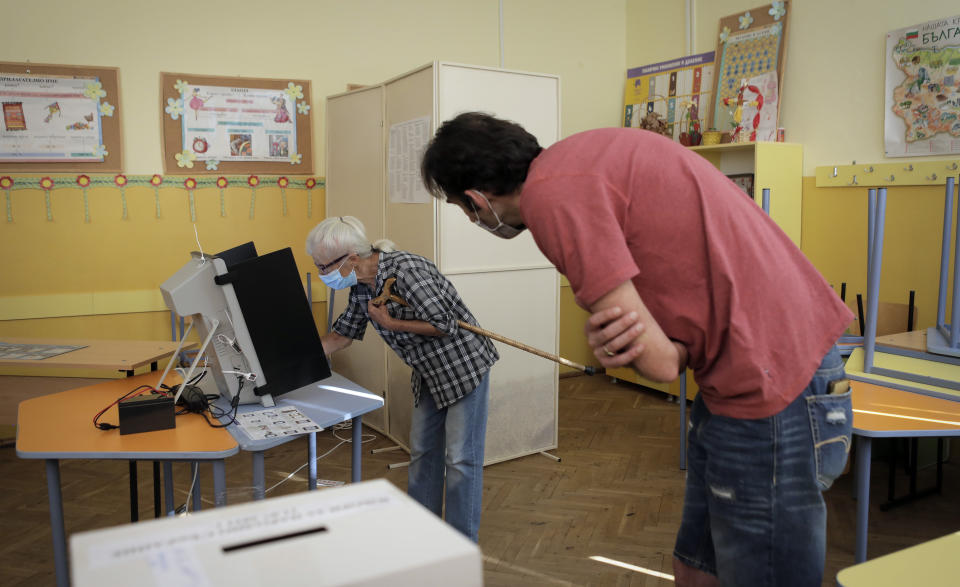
top-left (602, 345), bottom-right (616, 357)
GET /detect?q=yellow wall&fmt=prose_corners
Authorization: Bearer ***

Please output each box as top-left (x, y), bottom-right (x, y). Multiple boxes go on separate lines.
top-left (692, 0), bottom-right (957, 174)
top-left (3, 0), bottom-right (955, 378)
top-left (0, 0), bottom-right (626, 359)
top-left (0, 0), bottom-right (625, 173)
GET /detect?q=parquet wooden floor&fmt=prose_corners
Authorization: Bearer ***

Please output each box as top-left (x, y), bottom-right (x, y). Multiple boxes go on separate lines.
top-left (1, 374), bottom-right (959, 585)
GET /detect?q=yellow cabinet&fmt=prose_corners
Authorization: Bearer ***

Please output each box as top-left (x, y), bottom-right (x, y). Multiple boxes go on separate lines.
top-left (690, 141), bottom-right (804, 246)
top-left (609, 141), bottom-right (804, 397)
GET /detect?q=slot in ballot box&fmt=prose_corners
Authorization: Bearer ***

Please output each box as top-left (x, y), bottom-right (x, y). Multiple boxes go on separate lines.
top-left (69, 479), bottom-right (482, 586)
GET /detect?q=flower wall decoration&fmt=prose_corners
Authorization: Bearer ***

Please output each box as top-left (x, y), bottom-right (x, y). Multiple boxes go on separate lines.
top-left (92, 145), bottom-right (108, 158)
top-left (84, 81), bottom-right (106, 99)
top-left (99, 101), bottom-right (115, 117)
top-left (150, 175), bottom-right (163, 218)
top-left (297, 102), bottom-right (311, 115)
top-left (720, 26), bottom-right (731, 43)
top-left (1, 176), bottom-right (12, 223)
top-left (769, 1), bottom-right (786, 20)
top-left (205, 159), bottom-right (220, 171)
top-left (289, 153), bottom-right (302, 165)
top-left (174, 79), bottom-right (190, 95)
top-left (175, 150), bottom-right (197, 168)
top-left (115, 175), bottom-right (129, 219)
top-left (184, 178), bottom-right (198, 221)
top-left (0, 174), bottom-right (321, 223)
top-left (285, 82), bottom-right (304, 100)
top-left (738, 11), bottom-right (753, 29)
top-left (39, 177), bottom-right (54, 221)
top-left (165, 97), bottom-right (184, 120)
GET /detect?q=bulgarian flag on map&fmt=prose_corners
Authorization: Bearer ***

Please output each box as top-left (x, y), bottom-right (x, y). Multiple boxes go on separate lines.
top-left (906, 30), bottom-right (919, 40)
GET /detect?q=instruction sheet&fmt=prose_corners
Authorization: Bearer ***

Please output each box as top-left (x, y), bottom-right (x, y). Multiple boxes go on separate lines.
top-left (235, 407), bottom-right (322, 440)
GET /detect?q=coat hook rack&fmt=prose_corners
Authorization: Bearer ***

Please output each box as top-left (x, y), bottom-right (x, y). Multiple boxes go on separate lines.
top-left (817, 159), bottom-right (960, 187)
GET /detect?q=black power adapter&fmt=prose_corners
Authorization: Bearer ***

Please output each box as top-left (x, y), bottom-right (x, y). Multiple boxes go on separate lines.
top-left (118, 393), bottom-right (175, 435)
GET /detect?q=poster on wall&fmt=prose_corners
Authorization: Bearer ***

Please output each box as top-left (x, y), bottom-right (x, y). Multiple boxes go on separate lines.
top-left (388, 116), bottom-right (432, 204)
top-left (0, 73), bottom-right (105, 162)
top-left (884, 15), bottom-right (960, 157)
top-left (710, 2), bottom-right (789, 142)
top-left (160, 72), bottom-right (313, 175)
top-left (623, 51), bottom-right (714, 144)
top-left (178, 84), bottom-right (297, 163)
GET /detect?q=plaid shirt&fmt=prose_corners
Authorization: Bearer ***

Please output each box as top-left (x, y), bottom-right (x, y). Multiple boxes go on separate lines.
top-left (332, 251), bottom-right (498, 409)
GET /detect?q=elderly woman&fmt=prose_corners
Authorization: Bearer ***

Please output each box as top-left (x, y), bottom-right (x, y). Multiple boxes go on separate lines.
top-left (306, 216), bottom-right (498, 541)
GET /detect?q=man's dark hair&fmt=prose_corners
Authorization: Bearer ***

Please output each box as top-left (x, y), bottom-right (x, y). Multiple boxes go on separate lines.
top-left (421, 112), bottom-right (543, 206)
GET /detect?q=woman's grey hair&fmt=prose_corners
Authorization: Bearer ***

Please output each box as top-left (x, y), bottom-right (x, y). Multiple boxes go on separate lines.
top-left (305, 215), bottom-right (396, 262)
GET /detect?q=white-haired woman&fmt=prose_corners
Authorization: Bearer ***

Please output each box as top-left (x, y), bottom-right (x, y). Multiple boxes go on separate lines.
top-left (306, 216), bottom-right (498, 542)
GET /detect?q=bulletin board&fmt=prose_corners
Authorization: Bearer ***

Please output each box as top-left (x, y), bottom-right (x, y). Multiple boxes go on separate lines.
top-left (0, 61), bottom-right (123, 172)
top-left (709, 2), bottom-right (790, 141)
top-left (160, 72), bottom-right (313, 175)
top-left (622, 51), bottom-right (715, 141)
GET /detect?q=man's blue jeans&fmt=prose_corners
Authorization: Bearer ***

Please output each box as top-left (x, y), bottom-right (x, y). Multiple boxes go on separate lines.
top-left (408, 372), bottom-right (490, 542)
top-left (674, 346), bottom-right (852, 585)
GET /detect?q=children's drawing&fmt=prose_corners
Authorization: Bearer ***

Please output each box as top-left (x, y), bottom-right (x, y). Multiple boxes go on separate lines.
top-left (272, 95), bottom-right (291, 124)
top-left (188, 87), bottom-right (211, 120)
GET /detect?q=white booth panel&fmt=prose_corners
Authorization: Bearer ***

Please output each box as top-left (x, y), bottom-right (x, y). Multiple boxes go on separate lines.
top-left (436, 63), bottom-right (559, 274)
top-left (450, 268), bottom-right (559, 464)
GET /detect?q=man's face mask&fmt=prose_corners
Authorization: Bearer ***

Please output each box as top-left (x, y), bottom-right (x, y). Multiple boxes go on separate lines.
top-left (467, 190), bottom-right (525, 239)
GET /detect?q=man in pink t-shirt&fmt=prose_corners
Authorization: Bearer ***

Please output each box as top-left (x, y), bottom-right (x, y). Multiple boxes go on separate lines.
top-left (422, 112), bottom-right (854, 586)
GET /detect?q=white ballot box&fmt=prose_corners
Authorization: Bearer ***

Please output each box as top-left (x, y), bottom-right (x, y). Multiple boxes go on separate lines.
top-left (70, 479), bottom-right (483, 586)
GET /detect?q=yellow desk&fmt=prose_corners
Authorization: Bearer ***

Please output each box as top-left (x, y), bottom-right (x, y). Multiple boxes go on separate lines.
top-left (16, 374), bottom-right (238, 587)
top-left (875, 330), bottom-right (927, 353)
top-left (1, 337), bottom-right (199, 520)
top-left (838, 530), bottom-right (960, 586)
top-left (0, 337), bottom-right (190, 376)
top-left (850, 379), bottom-right (960, 562)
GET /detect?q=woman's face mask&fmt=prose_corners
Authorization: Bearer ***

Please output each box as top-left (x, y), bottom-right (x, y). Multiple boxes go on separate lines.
top-left (317, 256), bottom-right (357, 290)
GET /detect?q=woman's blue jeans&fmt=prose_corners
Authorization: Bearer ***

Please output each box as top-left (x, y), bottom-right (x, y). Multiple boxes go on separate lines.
top-left (408, 372), bottom-right (490, 542)
top-left (674, 346), bottom-right (852, 586)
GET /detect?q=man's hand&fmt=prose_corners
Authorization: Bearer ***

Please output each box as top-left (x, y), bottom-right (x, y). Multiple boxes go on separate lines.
top-left (585, 306), bottom-right (645, 368)
top-left (367, 300), bottom-right (395, 329)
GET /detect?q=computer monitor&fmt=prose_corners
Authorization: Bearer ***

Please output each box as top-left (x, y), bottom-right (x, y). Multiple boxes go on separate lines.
top-left (159, 246), bottom-right (330, 407)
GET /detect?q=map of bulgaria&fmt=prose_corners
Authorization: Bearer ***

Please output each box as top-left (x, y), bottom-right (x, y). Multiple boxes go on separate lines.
top-left (891, 41), bottom-right (960, 143)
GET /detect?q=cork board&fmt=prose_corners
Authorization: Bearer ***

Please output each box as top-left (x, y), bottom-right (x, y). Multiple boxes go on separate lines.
top-left (0, 61), bottom-right (123, 173)
top-left (708, 2), bottom-right (790, 139)
top-left (160, 72), bottom-right (313, 175)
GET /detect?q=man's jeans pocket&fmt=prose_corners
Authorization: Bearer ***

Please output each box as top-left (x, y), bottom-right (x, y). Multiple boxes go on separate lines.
top-left (805, 389), bottom-right (853, 490)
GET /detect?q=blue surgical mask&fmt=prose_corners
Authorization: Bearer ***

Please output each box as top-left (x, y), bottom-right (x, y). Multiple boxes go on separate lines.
top-left (319, 261), bottom-right (358, 290)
